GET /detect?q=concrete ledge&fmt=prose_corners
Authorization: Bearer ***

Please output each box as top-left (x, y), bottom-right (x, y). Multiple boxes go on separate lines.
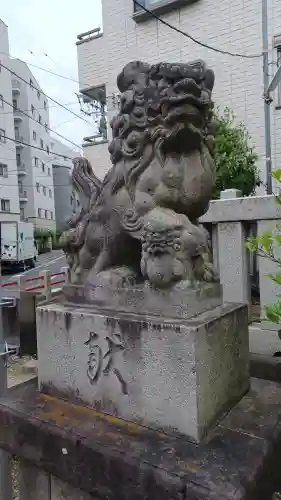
top-left (250, 354), bottom-right (281, 383)
top-left (200, 195), bottom-right (281, 223)
top-left (249, 323), bottom-right (281, 356)
top-left (1, 379), bottom-right (281, 499)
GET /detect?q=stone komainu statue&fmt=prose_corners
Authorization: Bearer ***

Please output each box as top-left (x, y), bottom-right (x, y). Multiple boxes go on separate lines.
top-left (60, 59), bottom-right (218, 289)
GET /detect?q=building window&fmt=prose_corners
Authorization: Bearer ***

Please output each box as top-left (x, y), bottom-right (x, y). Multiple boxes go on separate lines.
top-left (43, 186), bottom-right (46, 196)
top-left (46, 145), bottom-right (49, 154)
top-left (45, 122), bottom-right (48, 132)
top-left (40, 139), bottom-right (44, 149)
top-left (49, 189), bottom-right (52, 198)
top-left (38, 208), bottom-right (42, 218)
top-left (0, 94), bottom-right (3, 108)
top-left (0, 129), bottom-right (6, 143)
top-left (20, 207), bottom-right (25, 220)
top-left (38, 114), bottom-right (42, 124)
top-left (45, 209), bottom-right (48, 219)
top-left (134, 0), bottom-right (145, 11)
top-left (48, 167), bottom-right (51, 176)
top-left (0, 163), bottom-right (8, 177)
top-left (12, 99), bottom-right (17, 110)
top-left (44, 100), bottom-right (47, 110)
top-left (50, 211), bottom-right (53, 219)
top-left (34, 157), bottom-right (38, 167)
top-left (16, 154), bottom-right (21, 167)
top-left (30, 79), bottom-right (34, 89)
top-left (42, 163), bottom-right (45, 173)
top-left (36, 183), bottom-right (40, 193)
top-left (37, 90), bottom-right (41, 100)
top-left (133, 0), bottom-right (196, 18)
top-left (31, 105), bottom-right (35, 116)
top-left (1, 199), bottom-right (10, 212)
top-left (33, 130), bottom-right (37, 141)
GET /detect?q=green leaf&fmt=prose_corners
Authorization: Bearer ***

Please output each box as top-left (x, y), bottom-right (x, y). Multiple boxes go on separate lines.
top-left (275, 194), bottom-right (281, 205)
top-left (267, 272), bottom-right (281, 285)
top-left (272, 169), bottom-right (281, 182)
top-left (265, 302), bottom-right (281, 324)
top-left (259, 231), bottom-right (273, 252)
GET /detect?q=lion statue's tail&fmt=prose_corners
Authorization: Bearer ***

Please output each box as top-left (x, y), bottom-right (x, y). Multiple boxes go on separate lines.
top-left (59, 157), bottom-right (102, 256)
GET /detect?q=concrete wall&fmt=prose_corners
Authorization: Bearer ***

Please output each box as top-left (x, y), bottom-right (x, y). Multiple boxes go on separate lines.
top-left (76, 0), bottom-right (281, 183)
top-left (0, 19), bottom-right (20, 220)
top-left (9, 59), bottom-right (56, 227)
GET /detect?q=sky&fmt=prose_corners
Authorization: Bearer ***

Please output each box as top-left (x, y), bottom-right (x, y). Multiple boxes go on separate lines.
top-left (1, 0), bottom-right (102, 153)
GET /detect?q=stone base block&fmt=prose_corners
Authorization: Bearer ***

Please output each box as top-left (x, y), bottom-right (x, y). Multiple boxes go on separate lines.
top-left (2, 378), bottom-right (281, 500)
top-left (37, 301), bottom-right (249, 442)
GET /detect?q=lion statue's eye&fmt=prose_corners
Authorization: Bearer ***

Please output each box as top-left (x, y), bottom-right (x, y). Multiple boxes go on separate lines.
top-left (173, 240), bottom-right (182, 251)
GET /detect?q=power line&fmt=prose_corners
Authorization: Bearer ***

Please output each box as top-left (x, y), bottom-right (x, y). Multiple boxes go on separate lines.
top-left (0, 52), bottom-right (119, 101)
top-left (3, 133), bottom-right (75, 161)
top-left (133, 0), bottom-right (263, 59)
top-left (0, 101), bottom-right (79, 115)
top-left (1, 96), bottom-right (82, 150)
top-left (0, 60), bottom-right (96, 128)
top-left (0, 142), bottom-right (76, 171)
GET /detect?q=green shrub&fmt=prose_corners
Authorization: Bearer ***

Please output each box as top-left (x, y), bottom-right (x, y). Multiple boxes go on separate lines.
top-left (213, 108), bottom-right (260, 199)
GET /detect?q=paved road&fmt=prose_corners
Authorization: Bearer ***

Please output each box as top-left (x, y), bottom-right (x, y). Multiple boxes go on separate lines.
top-left (0, 250), bottom-right (66, 299)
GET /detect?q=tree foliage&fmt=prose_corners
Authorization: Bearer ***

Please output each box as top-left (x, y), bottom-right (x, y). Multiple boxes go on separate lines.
top-left (213, 108), bottom-right (260, 199)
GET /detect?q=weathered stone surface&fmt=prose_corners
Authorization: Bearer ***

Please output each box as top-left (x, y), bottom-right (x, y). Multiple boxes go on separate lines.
top-left (0, 378), bottom-right (281, 499)
top-left (19, 460), bottom-right (50, 499)
top-left (60, 59), bottom-right (218, 290)
top-left (36, 301), bottom-right (249, 442)
top-left (63, 281), bottom-right (222, 319)
top-left (51, 476), bottom-right (95, 499)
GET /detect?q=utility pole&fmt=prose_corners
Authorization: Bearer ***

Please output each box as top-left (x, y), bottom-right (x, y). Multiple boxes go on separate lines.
top-left (262, 0), bottom-right (273, 194)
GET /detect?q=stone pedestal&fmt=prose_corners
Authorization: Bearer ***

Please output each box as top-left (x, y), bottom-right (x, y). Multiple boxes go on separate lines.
top-left (2, 379), bottom-right (281, 500)
top-left (37, 289), bottom-right (249, 443)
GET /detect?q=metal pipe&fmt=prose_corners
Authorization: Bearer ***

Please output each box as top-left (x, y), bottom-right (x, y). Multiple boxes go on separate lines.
top-left (262, 0), bottom-right (272, 194)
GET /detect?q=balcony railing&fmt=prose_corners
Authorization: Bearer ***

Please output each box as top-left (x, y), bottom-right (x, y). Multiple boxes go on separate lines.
top-left (13, 109), bottom-right (23, 121)
top-left (19, 188), bottom-right (28, 201)
top-left (82, 133), bottom-right (108, 147)
top-left (12, 80), bottom-right (21, 93)
top-left (17, 163), bottom-right (26, 174)
top-left (76, 27), bottom-right (102, 45)
top-left (15, 136), bottom-right (25, 147)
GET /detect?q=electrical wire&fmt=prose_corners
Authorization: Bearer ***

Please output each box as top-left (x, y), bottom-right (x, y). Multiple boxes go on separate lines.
top-left (0, 52), bottom-right (120, 101)
top-left (3, 134), bottom-right (75, 161)
top-left (1, 97), bottom-right (82, 150)
top-left (0, 101), bottom-right (79, 115)
top-left (133, 0), bottom-right (263, 59)
top-left (0, 60), bottom-right (96, 128)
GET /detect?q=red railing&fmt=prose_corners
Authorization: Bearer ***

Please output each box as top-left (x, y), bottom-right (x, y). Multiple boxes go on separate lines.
top-left (0, 268), bottom-right (69, 293)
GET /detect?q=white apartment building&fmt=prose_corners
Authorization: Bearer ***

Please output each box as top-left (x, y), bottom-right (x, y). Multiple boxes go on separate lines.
top-left (51, 138), bottom-right (80, 231)
top-left (0, 19), bottom-right (20, 221)
top-left (76, 0), bottom-right (281, 187)
top-left (9, 59), bottom-right (56, 230)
